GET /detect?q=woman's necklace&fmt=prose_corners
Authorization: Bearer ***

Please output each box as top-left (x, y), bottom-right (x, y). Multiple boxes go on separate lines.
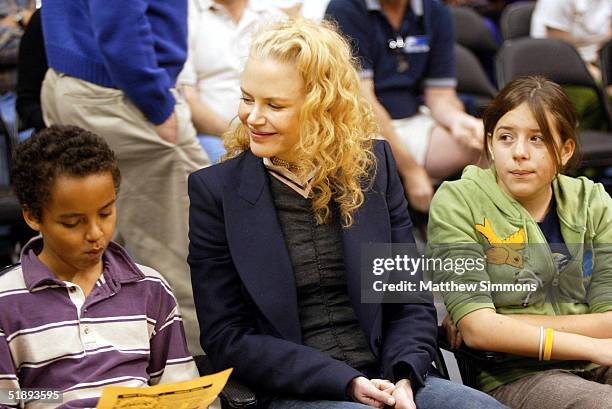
top-left (270, 156), bottom-right (300, 173)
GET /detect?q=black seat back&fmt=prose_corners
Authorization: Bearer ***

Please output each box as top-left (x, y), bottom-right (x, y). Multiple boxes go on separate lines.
top-left (601, 40), bottom-right (612, 88)
top-left (451, 6), bottom-right (499, 54)
top-left (496, 37), bottom-right (612, 126)
top-left (455, 44), bottom-right (497, 115)
top-left (500, 1), bottom-right (535, 41)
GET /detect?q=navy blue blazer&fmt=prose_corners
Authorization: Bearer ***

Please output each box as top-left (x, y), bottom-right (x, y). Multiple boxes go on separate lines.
top-left (188, 140), bottom-right (437, 400)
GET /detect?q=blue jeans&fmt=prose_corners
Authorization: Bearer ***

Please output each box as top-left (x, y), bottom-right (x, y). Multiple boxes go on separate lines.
top-left (0, 92), bottom-right (34, 186)
top-left (0, 92), bottom-right (15, 188)
top-left (197, 134), bottom-right (226, 164)
top-left (266, 376), bottom-right (508, 409)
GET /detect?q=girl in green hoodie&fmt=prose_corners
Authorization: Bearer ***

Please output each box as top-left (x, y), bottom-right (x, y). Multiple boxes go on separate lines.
top-left (429, 76), bottom-right (612, 409)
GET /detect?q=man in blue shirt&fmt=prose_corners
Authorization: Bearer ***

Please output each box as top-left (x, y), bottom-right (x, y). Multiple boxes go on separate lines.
top-left (39, 0), bottom-right (210, 354)
top-left (326, 0), bottom-right (484, 212)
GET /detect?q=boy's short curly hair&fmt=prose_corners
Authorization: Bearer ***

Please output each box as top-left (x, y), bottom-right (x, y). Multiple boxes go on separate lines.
top-left (11, 125), bottom-right (121, 221)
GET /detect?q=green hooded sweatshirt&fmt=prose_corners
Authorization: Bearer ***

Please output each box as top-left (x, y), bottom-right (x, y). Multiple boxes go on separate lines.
top-left (427, 165), bottom-right (612, 392)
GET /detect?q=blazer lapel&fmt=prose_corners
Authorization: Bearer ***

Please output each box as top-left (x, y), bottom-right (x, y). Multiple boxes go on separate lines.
top-left (226, 153), bottom-right (302, 343)
top-left (225, 151), bottom-right (392, 348)
top-left (342, 187), bottom-right (389, 350)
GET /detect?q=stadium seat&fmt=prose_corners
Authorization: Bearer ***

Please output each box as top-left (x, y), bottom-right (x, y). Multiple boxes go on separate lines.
top-left (451, 6), bottom-right (499, 54)
top-left (454, 44), bottom-right (497, 116)
top-left (500, 1), bottom-right (535, 41)
top-left (601, 39), bottom-right (612, 88)
top-left (194, 355), bottom-right (258, 409)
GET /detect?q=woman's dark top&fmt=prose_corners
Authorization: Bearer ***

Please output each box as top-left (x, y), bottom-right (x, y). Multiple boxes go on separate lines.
top-left (269, 175), bottom-right (378, 372)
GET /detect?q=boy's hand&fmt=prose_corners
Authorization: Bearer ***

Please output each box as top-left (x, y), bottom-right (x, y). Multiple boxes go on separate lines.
top-left (347, 376), bottom-right (395, 408)
top-left (391, 378), bottom-right (416, 409)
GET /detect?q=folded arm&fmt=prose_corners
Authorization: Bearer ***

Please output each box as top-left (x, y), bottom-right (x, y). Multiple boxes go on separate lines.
top-left (458, 308), bottom-right (612, 366)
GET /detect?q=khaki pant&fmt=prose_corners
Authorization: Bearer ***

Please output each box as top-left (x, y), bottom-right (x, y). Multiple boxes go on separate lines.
top-left (489, 367), bottom-right (612, 409)
top-left (391, 107), bottom-right (436, 166)
top-left (41, 69), bottom-right (209, 354)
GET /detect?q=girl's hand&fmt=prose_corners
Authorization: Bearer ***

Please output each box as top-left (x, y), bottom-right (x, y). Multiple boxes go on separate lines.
top-left (442, 314), bottom-right (463, 350)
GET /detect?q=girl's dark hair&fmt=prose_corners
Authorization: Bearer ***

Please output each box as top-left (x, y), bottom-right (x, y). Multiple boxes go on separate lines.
top-left (483, 75), bottom-right (581, 172)
top-left (11, 125), bottom-right (121, 221)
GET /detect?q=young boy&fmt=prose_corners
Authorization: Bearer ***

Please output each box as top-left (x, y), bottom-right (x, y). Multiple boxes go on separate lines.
top-left (0, 125), bottom-right (199, 408)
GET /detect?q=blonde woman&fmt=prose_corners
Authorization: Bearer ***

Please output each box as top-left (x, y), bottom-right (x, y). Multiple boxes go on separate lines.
top-left (188, 19), bottom-right (505, 409)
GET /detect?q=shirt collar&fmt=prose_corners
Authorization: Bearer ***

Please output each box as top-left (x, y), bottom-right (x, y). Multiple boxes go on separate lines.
top-left (365, 0), bottom-right (423, 16)
top-left (263, 157), bottom-right (317, 199)
top-left (20, 237), bottom-right (144, 291)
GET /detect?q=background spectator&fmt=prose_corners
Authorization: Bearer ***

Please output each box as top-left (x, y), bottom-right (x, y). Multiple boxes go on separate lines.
top-left (178, 0), bottom-right (284, 163)
top-left (326, 0), bottom-right (484, 212)
top-left (531, 0), bottom-right (611, 130)
top-left (0, 0), bottom-right (34, 98)
top-left (0, 0), bottom-right (34, 186)
top-left (531, 0), bottom-right (611, 81)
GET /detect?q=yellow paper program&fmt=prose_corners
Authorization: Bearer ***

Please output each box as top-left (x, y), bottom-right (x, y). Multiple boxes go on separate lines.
top-left (96, 368), bottom-right (232, 409)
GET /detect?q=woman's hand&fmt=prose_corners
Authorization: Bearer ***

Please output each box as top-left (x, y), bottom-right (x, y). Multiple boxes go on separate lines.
top-left (347, 376), bottom-right (396, 408)
top-left (442, 314), bottom-right (463, 350)
top-left (371, 378), bottom-right (396, 393)
top-left (391, 379), bottom-right (417, 409)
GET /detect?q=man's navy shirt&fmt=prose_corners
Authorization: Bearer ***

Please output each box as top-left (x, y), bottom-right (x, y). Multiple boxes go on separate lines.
top-left (326, 0), bottom-right (457, 120)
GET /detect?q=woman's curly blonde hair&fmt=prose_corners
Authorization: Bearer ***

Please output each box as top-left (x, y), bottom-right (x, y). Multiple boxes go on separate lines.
top-left (224, 18), bottom-right (379, 227)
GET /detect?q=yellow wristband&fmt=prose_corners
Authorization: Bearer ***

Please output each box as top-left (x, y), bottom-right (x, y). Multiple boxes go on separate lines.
top-left (543, 328), bottom-right (554, 361)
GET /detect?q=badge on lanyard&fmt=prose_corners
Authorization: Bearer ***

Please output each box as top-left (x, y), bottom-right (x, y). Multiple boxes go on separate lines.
top-left (388, 34), bottom-right (430, 73)
top-left (388, 36), bottom-right (410, 73)
top-left (403, 35), bottom-right (430, 53)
